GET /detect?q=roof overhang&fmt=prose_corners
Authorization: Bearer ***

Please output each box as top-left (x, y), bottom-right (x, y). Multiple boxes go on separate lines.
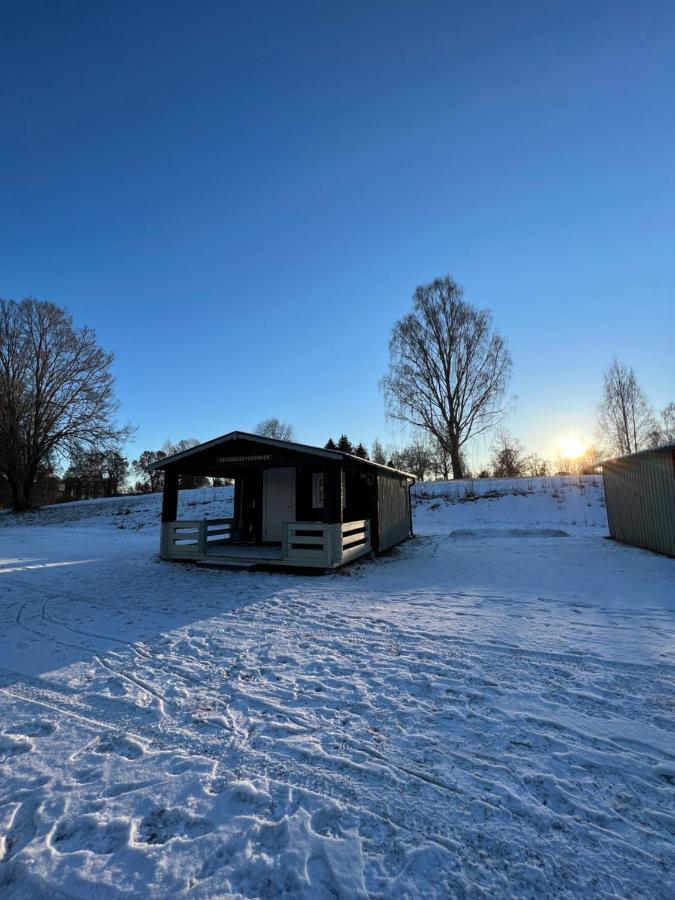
top-left (149, 431), bottom-right (415, 479)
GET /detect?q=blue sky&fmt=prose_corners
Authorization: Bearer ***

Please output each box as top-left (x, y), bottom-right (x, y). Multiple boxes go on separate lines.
top-left (1, 1), bottom-right (673, 470)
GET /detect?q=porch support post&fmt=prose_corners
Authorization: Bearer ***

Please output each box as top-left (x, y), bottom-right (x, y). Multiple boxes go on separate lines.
top-left (161, 469), bottom-right (179, 523)
top-left (323, 462), bottom-right (343, 524)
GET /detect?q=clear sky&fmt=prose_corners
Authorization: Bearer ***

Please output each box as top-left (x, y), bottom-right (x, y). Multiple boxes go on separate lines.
top-left (1, 1), bottom-right (673, 470)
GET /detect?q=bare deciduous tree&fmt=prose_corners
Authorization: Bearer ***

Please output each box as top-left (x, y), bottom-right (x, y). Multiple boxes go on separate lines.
top-left (381, 276), bottom-right (512, 479)
top-left (63, 448), bottom-right (129, 499)
top-left (598, 359), bottom-right (655, 456)
top-left (398, 438), bottom-right (436, 481)
top-left (647, 402), bottom-right (675, 448)
top-left (254, 417), bottom-right (294, 441)
top-left (432, 439), bottom-right (451, 480)
top-left (490, 431), bottom-right (526, 477)
top-left (0, 298), bottom-right (132, 510)
top-left (662, 403), bottom-right (675, 442)
top-left (132, 449), bottom-right (167, 492)
top-left (162, 438), bottom-right (209, 489)
top-left (370, 438), bottom-right (386, 465)
top-left (523, 452), bottom-right (550, 477)
top-left (576, 445), bottom-right (604, 475)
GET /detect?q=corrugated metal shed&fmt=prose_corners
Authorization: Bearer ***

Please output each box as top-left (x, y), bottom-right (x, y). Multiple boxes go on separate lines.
top-left (601, 443), bottom-right (675, 558)
top-left (377, 472), bottom-right (413, 552)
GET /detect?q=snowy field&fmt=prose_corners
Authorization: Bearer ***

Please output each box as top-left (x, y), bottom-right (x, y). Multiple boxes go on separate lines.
top-left (1, 479), bottom-right (674, 898)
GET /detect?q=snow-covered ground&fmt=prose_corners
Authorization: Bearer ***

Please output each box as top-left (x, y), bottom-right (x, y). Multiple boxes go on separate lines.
top-left (1, 479), bottom-right (674, 898)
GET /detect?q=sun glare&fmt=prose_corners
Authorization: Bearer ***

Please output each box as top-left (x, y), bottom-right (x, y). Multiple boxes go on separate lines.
top-left (559, 434), bottom-right (584, 459)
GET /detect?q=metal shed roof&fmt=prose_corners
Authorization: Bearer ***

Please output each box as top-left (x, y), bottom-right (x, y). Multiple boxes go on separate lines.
top-left (599, 441), bottom-right (675, 467)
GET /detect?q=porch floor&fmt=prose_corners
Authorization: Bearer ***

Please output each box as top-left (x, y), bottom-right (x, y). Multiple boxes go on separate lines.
top-left (204, 542), bottom-right (284, 565)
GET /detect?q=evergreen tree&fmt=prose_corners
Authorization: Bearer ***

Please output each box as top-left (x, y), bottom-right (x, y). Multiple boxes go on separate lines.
top-left (336, 434), bottom-right (354, 454)
top-left (324, 438), bottom-right (337, 450)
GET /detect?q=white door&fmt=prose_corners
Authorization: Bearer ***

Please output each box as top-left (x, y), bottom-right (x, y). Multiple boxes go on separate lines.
top-left (263, 468), bottom-right (296, 542)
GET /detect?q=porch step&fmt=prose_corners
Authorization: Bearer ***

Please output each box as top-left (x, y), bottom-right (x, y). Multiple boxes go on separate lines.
top-left (196, 559), bottom-right (258, 570)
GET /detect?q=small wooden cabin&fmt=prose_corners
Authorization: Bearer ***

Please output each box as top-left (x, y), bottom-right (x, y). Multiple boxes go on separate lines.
top-left (150, 431), bottom-right (415, 569)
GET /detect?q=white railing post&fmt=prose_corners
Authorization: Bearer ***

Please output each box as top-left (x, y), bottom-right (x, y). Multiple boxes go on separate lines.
top-left (332, 524), bottom-right (344, 566)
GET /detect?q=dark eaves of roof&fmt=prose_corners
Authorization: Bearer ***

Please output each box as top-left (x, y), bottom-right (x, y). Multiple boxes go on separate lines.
top-left (148, 430), bottom-right (416, 479)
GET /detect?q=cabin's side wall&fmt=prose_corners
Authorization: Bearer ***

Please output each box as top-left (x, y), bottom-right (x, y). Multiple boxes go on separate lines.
top-left (376, 473), bottom-right (412, 552)
top-left (603, 448), bottom-right (675, 557)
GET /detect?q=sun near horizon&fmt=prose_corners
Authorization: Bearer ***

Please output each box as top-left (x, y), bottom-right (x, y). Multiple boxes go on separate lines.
top-left (558, 434), bottom-right (585, 459)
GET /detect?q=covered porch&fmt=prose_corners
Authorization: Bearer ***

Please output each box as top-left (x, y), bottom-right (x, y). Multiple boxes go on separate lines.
top-left (154, 432), bottom-right (379, 570)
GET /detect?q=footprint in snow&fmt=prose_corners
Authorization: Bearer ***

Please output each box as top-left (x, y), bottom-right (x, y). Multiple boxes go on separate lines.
top-left (51, 814), bottom-right (129, 854)
top-left (198, 844), bottom-right (231, 880)
top-left (100, 677), bottom-right (128, 698)
top-left (93, 733), bottom-right (145, 760)
top-left (167, 756), bottom-right (197, 775)
top-left (0, 735), bottom-right (32, 759)
top-left (311, 806), bottom-right (349, 839)
top-left (135, 808), bottom-right (213, 845)
top-left (72, 766), bottom-right (104, 784)
top-left (102, 779), bottom-right (163, 798)
top-left (7, 719), bottom-right (56, 738)
top-left (2, 797), bottom-right (48, 864)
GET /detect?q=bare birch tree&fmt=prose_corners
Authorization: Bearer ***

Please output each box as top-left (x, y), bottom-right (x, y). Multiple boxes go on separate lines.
top-left (254, 417), bottom-right (294, 441)
top-left (0, 298), bottom-right (132, 510)
top-left (381, 276), bottom-right (512, 479)
top-left (646, 402), bottom-right (675, 447)
top-left (598, 359), bottom-right (655, 456)
top-left (370, 438), bottom-right (386, 465)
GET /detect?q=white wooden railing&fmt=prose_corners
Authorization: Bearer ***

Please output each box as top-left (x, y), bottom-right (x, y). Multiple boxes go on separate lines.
top-left (340, 519), bottom-right (371, 564)
top-left (281, 519), bottom-right (371, 566)
top-left (161, 518), bottom-right (234, 558)
top-left (282, 522), bottom-right (334, 566)
top-left (161, 517), bottom-right (371, 568)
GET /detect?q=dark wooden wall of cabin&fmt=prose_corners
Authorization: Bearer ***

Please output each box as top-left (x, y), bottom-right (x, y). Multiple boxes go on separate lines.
top-left (235, 464), bottom-right (356, 540)
top-left (295, 466), bottom-right (325, 522)
top-left (343, 468), bottom-right (377, 525)
top-left (233, 470), bottom-right (263, 542)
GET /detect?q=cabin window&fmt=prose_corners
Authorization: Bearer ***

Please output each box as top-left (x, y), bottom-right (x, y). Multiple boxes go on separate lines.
top-left (312, 472), bottom-right (324, 508)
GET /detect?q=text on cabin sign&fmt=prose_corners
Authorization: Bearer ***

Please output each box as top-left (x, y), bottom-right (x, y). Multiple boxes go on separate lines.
top-left (217, 454), bottom-right (273, 463)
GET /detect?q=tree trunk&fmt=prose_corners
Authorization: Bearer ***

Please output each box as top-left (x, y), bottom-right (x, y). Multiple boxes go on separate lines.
top-left (10, 478), bottom-right (32, 512)
top-left (449, 443), bottom-right (464, 480)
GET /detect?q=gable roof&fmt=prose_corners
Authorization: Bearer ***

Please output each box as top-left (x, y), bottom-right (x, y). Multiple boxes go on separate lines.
top-left (149, 430), bottom-right (415, 479)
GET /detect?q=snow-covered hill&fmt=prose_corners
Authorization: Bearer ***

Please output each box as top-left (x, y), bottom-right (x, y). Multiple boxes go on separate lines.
top-left (0, 485), bottom-right (234, 531)
top-left (0, 474), bottom-right (606, 537)
top-left (413, 474), bottom-right (606, 536)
